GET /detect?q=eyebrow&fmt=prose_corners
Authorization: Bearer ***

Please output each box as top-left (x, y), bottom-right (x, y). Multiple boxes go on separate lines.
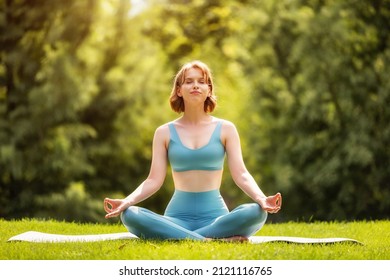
top-left (184, 77), bottom-right (205, 80)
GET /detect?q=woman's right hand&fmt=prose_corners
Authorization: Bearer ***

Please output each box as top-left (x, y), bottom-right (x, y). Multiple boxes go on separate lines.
top-left (258, 192), bottom-right (282, 214)
top-left (104, 198), bottom-right (129, 219)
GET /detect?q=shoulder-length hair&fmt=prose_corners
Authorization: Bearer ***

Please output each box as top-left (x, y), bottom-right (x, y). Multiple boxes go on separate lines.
top-left (169, 60), bottom-right (217, 113)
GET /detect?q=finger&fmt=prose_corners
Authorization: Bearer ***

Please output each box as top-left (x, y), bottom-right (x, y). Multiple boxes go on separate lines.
top-left (263, 206), bottom-right (277, 212)
top-left (103, 200), bottom-right (110, 213)
top-left (268, 208), bottom-right (280, 214)
top-left (266, 204), bottom-right (281, 213)
top-left (274, 193), bottom-right (282, 207)
top-left (105, 211), bottom-right (119, 219)
top-left (104, 200), bottom-right (113, 213)
top-left (105, 213), bottom-right (115, 219)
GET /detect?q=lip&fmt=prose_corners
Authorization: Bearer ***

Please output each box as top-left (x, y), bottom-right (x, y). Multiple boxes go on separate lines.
top-left (190, 91), bottom-right (201, 94)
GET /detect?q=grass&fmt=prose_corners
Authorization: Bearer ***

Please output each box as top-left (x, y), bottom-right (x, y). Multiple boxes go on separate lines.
top-left (1, 219), bottom-right (389, 260)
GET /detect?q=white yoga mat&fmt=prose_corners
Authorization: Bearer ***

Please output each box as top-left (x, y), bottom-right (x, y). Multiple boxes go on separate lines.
top-left (8, 231), bottom-right (138, 243)
top-left (7, 231), bottom-right (361, 244)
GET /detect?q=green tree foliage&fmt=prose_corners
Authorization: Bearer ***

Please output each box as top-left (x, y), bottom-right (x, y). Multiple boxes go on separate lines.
top-left (35, 181), bottom-right (104, 223)
top-left (0, 0), bottom-right (171, 221)
top-left (0, 0), bottom-right (389, 222)
top-left (0, 0), bottom-right (99, 218)
top-left (240, 0), bottom-right (390, 220)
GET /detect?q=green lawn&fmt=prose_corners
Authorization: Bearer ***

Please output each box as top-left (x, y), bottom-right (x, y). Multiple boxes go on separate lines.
top-left (1, 219), bottom-right (389, 260)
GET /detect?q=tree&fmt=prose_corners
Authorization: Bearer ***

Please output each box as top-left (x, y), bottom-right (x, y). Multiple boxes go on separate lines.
top-left (0, 0), bottom-right (176, 221)
top-left (1, 0), bottom-right (388, 222)
top-left (0, 0), bottom-right (98, 218)
top-left (241, 0), bottom-right (390, 220)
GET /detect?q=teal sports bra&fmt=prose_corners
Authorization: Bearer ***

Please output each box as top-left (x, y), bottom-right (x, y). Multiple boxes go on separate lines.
top-left (168, 121), bottom-right (225, 172)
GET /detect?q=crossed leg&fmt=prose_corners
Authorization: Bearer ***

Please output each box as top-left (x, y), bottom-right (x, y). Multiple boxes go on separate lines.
top-left (195, 203), bottom-right (267, 239)
top-left (120, 203), bottom-right (267, 241)
top-left (121, 206), bottom-right (206, 240)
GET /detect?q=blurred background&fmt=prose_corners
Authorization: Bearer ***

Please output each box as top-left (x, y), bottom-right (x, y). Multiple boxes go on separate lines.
top-left (0, 0), bottom-right (389, 223)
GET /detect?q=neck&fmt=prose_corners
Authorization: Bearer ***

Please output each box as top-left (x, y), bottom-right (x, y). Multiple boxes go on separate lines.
top-left (180, 109), bottom-right (211, 125)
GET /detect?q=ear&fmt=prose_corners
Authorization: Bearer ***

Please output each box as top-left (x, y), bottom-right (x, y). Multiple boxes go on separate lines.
top-left (177, 88), bottom-right (182, 97)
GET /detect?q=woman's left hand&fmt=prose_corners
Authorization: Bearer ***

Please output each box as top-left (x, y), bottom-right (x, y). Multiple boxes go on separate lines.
top-left (258, 192), bottom-right (282, 214)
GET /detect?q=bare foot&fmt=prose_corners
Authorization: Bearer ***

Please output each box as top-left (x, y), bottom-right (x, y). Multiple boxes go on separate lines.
top-left (206, 236), bottom-right (249, 243)
top-left (221, 236), bottom-right (249, 243)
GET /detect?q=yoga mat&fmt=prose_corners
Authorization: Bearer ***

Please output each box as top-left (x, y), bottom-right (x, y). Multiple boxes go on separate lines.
top-left (7, 231), bottom-right (361, 244)
top-left (249, 236), bottom-right (361, 244)
top-left (7, 231), bottom-right (138, 243)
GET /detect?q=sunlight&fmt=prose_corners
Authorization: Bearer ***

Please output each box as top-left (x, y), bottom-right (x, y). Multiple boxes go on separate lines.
top-left (129, 0), bottom-right (148, 17)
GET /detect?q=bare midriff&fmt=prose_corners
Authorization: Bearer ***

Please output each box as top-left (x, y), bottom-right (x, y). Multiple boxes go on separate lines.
top-left (172, 169), bottom-right (223, 192)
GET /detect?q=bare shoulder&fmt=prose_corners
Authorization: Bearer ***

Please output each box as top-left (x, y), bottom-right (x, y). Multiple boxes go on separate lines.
top-left (218, 118), bottom-right (240, 144)
top-left (219, 118), bottom-right (238, 133)
top-left (155, 122), bottom-right (170, 133)
top-left (154, 122), bottom-right (171, 143)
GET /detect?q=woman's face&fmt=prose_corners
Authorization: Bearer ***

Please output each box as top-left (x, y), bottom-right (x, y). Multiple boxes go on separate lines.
top-left (177, 67), bottom-right (211, 105)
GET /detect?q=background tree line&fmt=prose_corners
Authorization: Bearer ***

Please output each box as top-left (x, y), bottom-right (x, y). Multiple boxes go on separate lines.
top-left (0, 0), bottom-right (389, 223)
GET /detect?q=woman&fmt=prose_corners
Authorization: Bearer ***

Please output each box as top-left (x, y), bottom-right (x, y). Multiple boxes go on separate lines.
top-left (104, 60), bottom-right (282, 241)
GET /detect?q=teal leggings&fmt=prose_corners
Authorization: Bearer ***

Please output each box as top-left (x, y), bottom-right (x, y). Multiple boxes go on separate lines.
top-left (120, 189), bottom-right (267, 240)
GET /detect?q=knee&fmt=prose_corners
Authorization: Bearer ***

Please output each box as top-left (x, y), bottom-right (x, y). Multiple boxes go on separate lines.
top-left (120, 206), bottom-right (139, 226)
top-left (242, 203), bottom-right (268, 224)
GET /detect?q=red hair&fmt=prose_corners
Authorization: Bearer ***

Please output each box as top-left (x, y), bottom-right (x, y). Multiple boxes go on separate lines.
top-left (169, 61), bottom-right (217, 113)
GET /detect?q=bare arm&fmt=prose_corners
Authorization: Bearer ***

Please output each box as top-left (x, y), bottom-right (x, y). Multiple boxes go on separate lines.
top-left (223, 121), bottom-right (282, 213)
top-left (104, 125), bottom-right (169, 218)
